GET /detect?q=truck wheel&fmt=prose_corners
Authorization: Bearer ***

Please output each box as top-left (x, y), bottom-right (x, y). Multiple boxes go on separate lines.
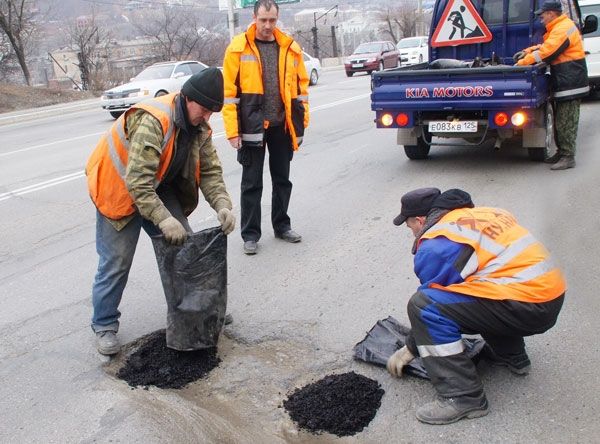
top-left (404, 133), bottom-right (430, 160)
top-left (528, 102), bottom-right (554, 161)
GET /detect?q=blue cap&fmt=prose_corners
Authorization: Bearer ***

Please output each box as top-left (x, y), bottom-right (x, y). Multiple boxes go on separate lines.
top-left (535, 0), bottom-right (562, 15)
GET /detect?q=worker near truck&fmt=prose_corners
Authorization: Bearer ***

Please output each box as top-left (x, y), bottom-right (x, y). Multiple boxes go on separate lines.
top-left (222, 0), bottom-right (309, 255)
top-left (514, 0), bottom-right (589, 170)
top-left (387, 187), bottom-right (565, 425)
top-left (85, 68), bottom-right (235, 355)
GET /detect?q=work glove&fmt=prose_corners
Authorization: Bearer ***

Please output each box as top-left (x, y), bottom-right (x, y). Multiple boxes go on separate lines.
top-left (386, 346), bottom-right (415, 378)
top-left (512, 51), bottom-right (526, 63)
top-left (158, 216), bottom-right (187, 246)
top-left (217, 208), bottom-right (236, 235)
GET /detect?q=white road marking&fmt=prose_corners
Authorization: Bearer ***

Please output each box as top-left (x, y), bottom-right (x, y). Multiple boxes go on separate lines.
top-left (0, 93), bottom-right (371, 202)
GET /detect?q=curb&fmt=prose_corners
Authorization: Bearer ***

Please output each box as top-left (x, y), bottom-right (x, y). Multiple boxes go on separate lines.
top-left (0, 98), bottom-right (100, 126)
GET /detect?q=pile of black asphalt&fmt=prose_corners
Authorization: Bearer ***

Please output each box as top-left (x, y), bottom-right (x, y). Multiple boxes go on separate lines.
top-left (116, 329), bottom-right (220, 389)
top-left (283, 371), bottom-right (385, 436)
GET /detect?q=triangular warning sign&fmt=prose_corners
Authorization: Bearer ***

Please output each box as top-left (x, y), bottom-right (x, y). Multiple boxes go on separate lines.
top-left (431, 0), bottom-right (492, 47)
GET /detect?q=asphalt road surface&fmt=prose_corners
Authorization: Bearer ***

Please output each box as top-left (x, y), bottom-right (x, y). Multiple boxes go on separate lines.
top-left (1, 68), bottom-right (599, 443)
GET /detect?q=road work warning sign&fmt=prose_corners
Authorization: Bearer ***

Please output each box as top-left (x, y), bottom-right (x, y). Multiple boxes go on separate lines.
top-left (431, 0), bottom-right (492, 47)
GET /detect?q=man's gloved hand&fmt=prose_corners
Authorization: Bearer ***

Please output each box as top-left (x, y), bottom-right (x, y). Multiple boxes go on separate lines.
top-left (217, 208), bottom-right (236, 235)
top-left (513, 51), bottom-right (526, 63)
top-left (386, 346), bottom-right (415, 378)
top-left (158, 216), bottom-right (187, 246)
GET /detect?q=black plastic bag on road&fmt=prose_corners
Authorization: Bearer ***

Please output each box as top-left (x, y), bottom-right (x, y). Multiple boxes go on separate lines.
top-left (152, 226), bottom-right (227, 351)
top-left (353, 316), bottom-right (485, 379)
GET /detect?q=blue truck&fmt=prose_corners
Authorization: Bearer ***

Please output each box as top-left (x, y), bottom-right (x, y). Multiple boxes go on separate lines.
top-left (371, 0), bottom-right (597, 160)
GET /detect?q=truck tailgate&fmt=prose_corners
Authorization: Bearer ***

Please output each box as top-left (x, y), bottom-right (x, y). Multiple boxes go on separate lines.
top-left (371, 65), bottom-right (548, 111)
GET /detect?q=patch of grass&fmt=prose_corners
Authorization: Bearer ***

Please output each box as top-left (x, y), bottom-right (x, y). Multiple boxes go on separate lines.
top-left (0, 83), bottom-right (97, 114)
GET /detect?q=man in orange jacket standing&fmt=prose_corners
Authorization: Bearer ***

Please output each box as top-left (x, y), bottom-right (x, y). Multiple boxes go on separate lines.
top-left (222, 0), bottom-right (309, 255)
top-left (86, 68), bottom-right (235, 355)
top-left (514, 0), bottom-right (589, 170)
top-left (387, 188), bottom-right (566, 425)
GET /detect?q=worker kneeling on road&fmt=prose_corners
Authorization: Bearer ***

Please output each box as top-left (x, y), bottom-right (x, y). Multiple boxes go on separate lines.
top-left (85, 67), bottom-right (235, 356)
top-left (387, 188), bottom-right (565, 425)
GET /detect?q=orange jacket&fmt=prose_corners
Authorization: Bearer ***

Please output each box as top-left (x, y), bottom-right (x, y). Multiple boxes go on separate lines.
top-left (517, 14), bottom-right (588, 100)
top-left (418, 207), bottom-right (566, 303)
top-left (86, 94), bottom-right (191, 220)
top-left (222, 24), bottom-right (309, 150)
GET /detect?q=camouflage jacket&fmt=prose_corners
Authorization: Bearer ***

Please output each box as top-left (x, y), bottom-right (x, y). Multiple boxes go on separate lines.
top-left (109, 96), bottom-right (232, 231)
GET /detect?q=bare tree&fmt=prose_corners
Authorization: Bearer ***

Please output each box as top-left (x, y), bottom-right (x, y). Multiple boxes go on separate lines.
top-left (132, 5), bottom-right (200, 61)
top-left (0, 0), bottom-right (36, 85)
top-left (377, 1), bottom-right (421, 42)
top-left (65, 14), bottom-right (111, 91)
top-left (131, 5), bottom-right (229, 65)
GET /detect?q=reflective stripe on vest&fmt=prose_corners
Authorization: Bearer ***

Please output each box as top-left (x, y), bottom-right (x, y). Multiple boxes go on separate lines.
top-left (86, 94), bottom-right (179, 220)
top-left (419, 207), bottom-right (566, 303)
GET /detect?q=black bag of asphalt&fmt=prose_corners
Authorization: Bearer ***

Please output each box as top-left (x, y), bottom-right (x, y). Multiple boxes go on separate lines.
top-left (283, 372), bottom-right (384, 437)
top-left (151, 226), bottom-right (227, 351)
top-left (116, 330), bottom-right (220, 389)
top-left (353, 316), bottom-right (486, 378)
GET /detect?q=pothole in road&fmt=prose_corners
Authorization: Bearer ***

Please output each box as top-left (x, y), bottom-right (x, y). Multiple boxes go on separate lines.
top-left (115, 329), bottom-right (220, 389)
top-left (104, 321), bottom-right (382, 441)
top-left (283, 371), bottom-right (385, 437)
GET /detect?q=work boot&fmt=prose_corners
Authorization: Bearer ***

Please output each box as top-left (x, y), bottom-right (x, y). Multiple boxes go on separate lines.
top-left (275, 230), bottom-right (302, 243)
top-left (543, 151), bottom-right (562, 164)
top-left (224, 313), bottom-right (234, 325)
top-left (95, 331), bottom-right (120, 355)
top-left (243, 240), bottom-right (257, 255)
top-left (482, 345), bottom-right (531, 375)
top-left (416, 392), bottom-right (489, 425)
top-left (550, 156), bottom-right (575, 170)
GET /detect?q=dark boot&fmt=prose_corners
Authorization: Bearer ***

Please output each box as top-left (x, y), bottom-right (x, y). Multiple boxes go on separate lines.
top-left (482, 344), bottom-right (531, 375)
top-left (550, 155), bottom-right (575, 170)
top-left (416, 392), bottom-right (489, 425)
top-left (543, 152), bottom-right (562, 164)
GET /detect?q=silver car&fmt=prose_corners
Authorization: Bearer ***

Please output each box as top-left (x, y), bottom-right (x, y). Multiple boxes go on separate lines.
top-left (303, 52), bottom-right (322, 86)
top-left (101, 60), bottom-right (208, 118)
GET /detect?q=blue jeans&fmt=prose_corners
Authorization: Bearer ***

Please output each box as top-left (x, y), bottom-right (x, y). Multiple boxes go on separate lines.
top-left (91, 188), bottom-right (191, 332)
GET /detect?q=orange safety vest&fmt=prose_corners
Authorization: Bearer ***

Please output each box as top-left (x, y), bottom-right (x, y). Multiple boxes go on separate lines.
top-left (418, 207), bottom-right (566, 303)
top-left (86, 93), bottom-right (193, 220)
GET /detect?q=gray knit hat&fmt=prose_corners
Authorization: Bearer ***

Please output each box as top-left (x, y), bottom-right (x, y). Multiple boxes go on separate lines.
top-left (181, 67), bottom-right (224, 112)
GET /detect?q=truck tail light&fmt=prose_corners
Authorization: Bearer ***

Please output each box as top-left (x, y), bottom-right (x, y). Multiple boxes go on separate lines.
top-left (381, 113), bottom-right (394, 127)
top-left (396, 113), bottom-right (409, 127)
top-left (511, 112), bottom-right (527, 127)
top-left (494, 112), bottom-right (509, 126)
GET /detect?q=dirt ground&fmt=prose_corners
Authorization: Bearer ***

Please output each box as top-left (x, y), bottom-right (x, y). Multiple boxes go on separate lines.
top-left (0, 83), bottom-right (96, 114)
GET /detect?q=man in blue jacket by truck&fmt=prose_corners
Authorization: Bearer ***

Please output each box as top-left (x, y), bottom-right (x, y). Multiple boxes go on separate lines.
top-left (514, 0), bottom-right (589, 170)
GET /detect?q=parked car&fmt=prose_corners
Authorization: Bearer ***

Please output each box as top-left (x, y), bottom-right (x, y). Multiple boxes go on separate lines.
top-left (344, 41), bottom-right (399, 77)
top-left (580, 0), bottom-right (600, 92)
top-left (303, 51), bottom-right (322, 86)
top-left (396, 36), bottom-right (429, 66)
top-left (101, 60), bottom-right (208, 118)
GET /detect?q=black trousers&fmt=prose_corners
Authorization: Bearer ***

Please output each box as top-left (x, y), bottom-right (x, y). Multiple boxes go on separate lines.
top-left (238, 125), bottom-right (294, 242)
top-left (407, 289), bottom-right (565, 397)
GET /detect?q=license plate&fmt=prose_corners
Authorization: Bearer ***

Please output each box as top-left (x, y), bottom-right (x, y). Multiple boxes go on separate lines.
top-left (428, 120), bottom-right (477, 132)
top-left (352, 63), bottom-right (363, 68)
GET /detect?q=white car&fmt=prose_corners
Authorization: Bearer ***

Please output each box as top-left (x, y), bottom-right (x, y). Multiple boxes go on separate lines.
top-left (101, 60), bottom-right (208, 118)
top-left (303, 51), bottom-right (322, 86)
top-left (396, 36), bottom-right (429, 66)
top-left (580, 0), bottom-right (600, 93)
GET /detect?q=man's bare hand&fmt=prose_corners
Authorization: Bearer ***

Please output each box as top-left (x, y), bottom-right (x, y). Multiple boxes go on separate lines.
top-left (228, 137), bottom-right (242, 149)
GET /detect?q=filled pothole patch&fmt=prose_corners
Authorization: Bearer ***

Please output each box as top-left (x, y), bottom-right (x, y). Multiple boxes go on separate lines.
top-left (283, 371), bottom-right (384, 436)
top-left (116, 329), bottom-right (220, 389)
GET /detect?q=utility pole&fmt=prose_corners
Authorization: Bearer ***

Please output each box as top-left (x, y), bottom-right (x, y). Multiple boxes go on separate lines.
top-left (227, 0), bottom-right (236, 41)
top-left (311, 5), bottom-right (338, 61)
